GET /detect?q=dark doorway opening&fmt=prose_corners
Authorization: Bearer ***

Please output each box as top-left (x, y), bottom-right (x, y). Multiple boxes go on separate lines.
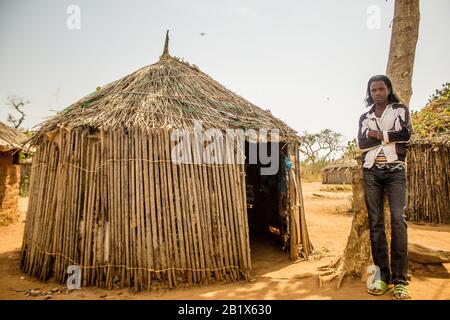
top-left (244, 142), bottom-right (289, 261)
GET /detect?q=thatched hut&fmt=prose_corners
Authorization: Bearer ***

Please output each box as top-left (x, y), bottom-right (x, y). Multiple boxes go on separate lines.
top-left (0, 122), bottom-right (27, 226)
top-left (407, 97), bottom-right (449, 224)
top-left (20, 32), bottom-right (313, 290)
top-left (321, 160), bottom-right (357, 185)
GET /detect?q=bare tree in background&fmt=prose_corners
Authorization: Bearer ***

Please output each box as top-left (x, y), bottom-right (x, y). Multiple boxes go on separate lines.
top-left (6, 95), bottom-right (29, 129)
top-left (386, 0), bottom-right (420, 106)
top-left (299, 129), bottom-right (344, 164)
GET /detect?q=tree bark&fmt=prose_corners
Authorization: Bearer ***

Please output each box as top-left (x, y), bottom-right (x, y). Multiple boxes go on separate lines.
top-left (386, 0), bottom-right (420, 106)
top-left (318, 162), bottom-right (391, 288)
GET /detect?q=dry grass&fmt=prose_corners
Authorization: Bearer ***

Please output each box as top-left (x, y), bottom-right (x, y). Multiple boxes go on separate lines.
top-left (300, 174), bottom-right (322, 183)
top-left (300, 163), bottom-right (326, 183)
top-left (320, 185), bottom-right (352, 192)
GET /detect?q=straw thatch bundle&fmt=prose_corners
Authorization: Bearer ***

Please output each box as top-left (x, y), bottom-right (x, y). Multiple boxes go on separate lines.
top-left (20, 32), bottom-right (313, 290)
top-left (0, 122), bottom-right (27, 226)
top-left (407, 97), bottom-right (450, 224)
top-left (321, 160), bottom-right (357, 185)
top-left (29, 34), bottom-right (297, 146)
top-left (0, 121), bottom-right (27, 151)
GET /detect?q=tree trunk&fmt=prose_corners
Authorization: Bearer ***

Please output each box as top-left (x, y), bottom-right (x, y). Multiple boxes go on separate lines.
top-left (318, 161), bottom-right (391, 288)
top-left (386, 0), bottom-right (420, 105)
top-left (318, 0), bottom-right (421, 289)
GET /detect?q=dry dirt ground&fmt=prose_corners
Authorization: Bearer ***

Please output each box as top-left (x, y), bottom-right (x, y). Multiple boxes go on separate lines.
top-left (1, 182), bottom-right (449, 300)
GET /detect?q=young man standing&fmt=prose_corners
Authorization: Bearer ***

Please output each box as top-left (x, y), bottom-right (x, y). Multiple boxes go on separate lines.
top-left (358, 75), bottom-right (412, 300)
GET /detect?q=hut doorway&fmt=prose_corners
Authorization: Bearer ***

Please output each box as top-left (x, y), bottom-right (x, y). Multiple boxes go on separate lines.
top-left (245, 142), bottom-right (287, 258)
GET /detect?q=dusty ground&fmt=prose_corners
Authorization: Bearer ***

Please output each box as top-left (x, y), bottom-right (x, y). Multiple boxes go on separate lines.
top-left (1, 183), bottom-right (449, 300)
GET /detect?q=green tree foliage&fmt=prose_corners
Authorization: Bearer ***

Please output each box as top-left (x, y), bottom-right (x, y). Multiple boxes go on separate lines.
top-left (412, 82), bottom-right (450, 140)
top-left (427, 82), bottom-right (450, 104)
top-left (342, 138), bottom-right (359, 160)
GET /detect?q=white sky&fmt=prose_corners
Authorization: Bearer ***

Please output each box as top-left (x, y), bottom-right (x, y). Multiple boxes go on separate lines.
top-left (1, 0), bottom-right (449, 144)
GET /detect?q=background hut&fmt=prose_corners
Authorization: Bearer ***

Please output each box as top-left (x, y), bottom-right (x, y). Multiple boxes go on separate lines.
top-left (407, 95), bottom-right (449, 224)
top-left (20, 33), bottom-right (313, 290)
top-left (0, 121), bottom-right (27, 226)
top-left (321, 160), bottom-right (357, 185)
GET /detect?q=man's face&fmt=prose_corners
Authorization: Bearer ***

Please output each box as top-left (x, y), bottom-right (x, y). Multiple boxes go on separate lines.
top-left (370, 80), bottom-right (390, 104)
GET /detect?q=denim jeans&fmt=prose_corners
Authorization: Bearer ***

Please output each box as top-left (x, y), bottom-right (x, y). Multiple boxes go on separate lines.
top-left (363, 164), bottom-right (408, 285)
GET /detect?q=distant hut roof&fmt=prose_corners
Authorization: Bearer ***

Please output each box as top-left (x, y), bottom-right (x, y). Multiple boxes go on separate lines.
top-left (29, 31), bottom-right (298, 146)
top-left (0, 121), bottom-right (27, 151)
top-left (411, 97), bottom-right (450, 145)
top-left (322, 159), bottom-right (357, 172)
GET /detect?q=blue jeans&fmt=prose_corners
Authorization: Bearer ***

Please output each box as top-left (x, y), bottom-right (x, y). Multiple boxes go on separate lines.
top-left (363, 164), bottom-right (408, 285)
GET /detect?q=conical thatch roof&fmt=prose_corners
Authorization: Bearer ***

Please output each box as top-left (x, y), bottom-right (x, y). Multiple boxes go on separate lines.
top-left (30, 32), bottom-right (298, 145)
top-left (322, 159), bottom-right (357, 171)
top-left (0, 121), bottom-right (27, 151)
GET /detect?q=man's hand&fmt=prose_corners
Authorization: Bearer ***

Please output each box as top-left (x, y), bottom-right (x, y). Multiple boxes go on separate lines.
top-left (368, 130), bottom-right (381, 140)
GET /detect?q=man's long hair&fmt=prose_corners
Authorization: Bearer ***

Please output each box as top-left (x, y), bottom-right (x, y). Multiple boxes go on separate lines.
top-left (365, 75), bottom-right (401, 107)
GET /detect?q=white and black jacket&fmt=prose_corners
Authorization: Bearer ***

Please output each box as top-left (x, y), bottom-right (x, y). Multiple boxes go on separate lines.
top-left (357, 103), bottom-right (412, 169)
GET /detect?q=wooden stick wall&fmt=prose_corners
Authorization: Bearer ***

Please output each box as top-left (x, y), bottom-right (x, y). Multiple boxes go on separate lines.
top-left (20, 127), bottom-right (252, 290)
top-left (407, 144), bottom-right (450, 224)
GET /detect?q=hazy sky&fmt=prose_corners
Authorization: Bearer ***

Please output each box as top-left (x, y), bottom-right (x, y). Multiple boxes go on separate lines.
top-left (1, 0), bottom-right (449, 143)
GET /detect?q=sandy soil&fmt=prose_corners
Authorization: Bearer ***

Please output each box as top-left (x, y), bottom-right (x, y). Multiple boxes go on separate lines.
top-left (1, 183), bottom-right (449, 300)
